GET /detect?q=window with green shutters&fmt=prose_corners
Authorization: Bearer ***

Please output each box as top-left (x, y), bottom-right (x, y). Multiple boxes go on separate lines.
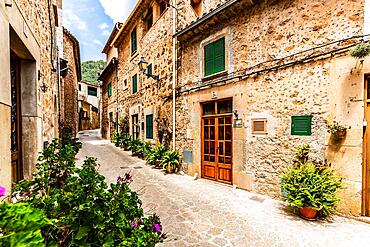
top-left (147, 64), bottom-right (152, 76)
top-left (107, 83), bottom-right (112, 97)
top-left (291, 116), bottom-right (312, 136)
top-left (132, 74), bottom-right (138, 94)
top-left (204, 37), bottom-right (226, 77)
top-left (146, 114), bottom-right (153, 139)
top-left (131, 28), bottom-right (137, 55)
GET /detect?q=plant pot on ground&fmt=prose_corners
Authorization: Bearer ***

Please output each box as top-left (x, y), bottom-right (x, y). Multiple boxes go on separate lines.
top-left (161, 150), bottom-right (180, 174)
top-left (299, 207), bottom-right (318, 220)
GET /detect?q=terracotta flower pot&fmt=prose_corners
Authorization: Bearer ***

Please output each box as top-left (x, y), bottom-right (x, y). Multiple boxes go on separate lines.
top-left (334, 129), bottom-right (347, 139)
top-left (299, 207), bottom-right (318, 220)
top-left (166, 166), bottom-right (174, 174)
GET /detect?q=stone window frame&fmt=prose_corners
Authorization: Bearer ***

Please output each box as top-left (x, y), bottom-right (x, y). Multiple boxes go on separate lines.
top-left (199, 27), bottom-right (232, 80)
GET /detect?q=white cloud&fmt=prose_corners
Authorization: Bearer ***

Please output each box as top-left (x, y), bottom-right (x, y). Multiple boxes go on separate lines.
top-left (98, 0), bottom-right (137, 23)
top-left (63, 9), bottom-right (87, 31)
top-left (93, 39), bottom-right (104, 46)
top-left (99, 22), bottom-right (109, 30)
top-left (101, 30), bottom-right (110, 36)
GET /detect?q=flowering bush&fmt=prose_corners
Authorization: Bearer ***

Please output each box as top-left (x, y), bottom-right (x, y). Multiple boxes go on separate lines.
top-left (12, 139), bottom-right (164, 246)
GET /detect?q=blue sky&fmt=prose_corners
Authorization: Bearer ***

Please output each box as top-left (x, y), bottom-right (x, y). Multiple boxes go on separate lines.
top-left (63, 0), bottom-right (137, 61)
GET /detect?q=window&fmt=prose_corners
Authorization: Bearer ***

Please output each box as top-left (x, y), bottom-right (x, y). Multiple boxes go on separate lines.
top-left (124, 79), bottom-right (127, 87)
top-left (291, 116), bottom-right (312, 136)
top-left (132, 114), bottom-right (139, 139)
top-left (87, 86), bottom-right (97, 96)
top-left (132, 74), bottom-right (138, 94)
top-left (159, 0), bottom-right (168, 15)
top-left (251, 119), bottom-right (267, 135)
top-left (147, 64), bottom-right (152, 76)
top-left (131, 28), bottom-right (137, 55)
top-left (145, 7), bottom-right (153, 30)
top-left (146, 114), bottom-right (154, 139)
top-left (204, 37), bottom-right (225, 77)
top-left (78, 84), bottom-right (81, 91)
top-left (191, 0), bottom-right (202, 17)
top-left (202, 99), bottom-right (232, 116)
top-left (108, 83), bottom-right (112, 97)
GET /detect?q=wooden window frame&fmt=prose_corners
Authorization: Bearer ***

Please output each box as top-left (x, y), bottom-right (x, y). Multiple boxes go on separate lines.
top-left (251, 118), bottom-right (267, 135)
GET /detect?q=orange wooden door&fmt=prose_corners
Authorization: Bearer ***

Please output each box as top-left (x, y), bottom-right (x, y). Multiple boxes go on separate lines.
top-left (201, 115), bottom-right (232, 184)
top-left (363, 77), bottom-right (370, 216)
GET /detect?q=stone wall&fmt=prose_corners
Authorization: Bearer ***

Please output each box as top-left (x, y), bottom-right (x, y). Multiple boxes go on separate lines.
top-left (175, 0), bottom-right (366, 215)
top-left (62, 29), bottom-right (79, 137)
top-left (101, 69), bottom-right (118, 139)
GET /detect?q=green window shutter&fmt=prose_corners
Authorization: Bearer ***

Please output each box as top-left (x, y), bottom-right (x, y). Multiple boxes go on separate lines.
top-left (131, 28), bottom-right (137, 54)
top-left (204, 37), bottom-right (225, 77)
top-left (108, 83), bottom-right (112, 97)
top-left (291, 116), bottom-right (312, 136)
top-left (132, 74), bottom-right (138, 94)
top-left (147, 64), bottom-right (152, 76)
top-left (146, 114), bottom-right (153, 139)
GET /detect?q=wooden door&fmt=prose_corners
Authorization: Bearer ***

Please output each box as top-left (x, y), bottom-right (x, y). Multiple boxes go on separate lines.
top-left (201, 99), bottom-right (233, 184)
top-left (10, 54), bottom-right (23, 182)
top-left (363, 77), bottom-right (370, 216)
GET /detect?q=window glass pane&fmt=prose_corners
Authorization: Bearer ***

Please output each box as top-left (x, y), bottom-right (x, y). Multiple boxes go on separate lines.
top-left (225, 141), bottom-right (232, 156)
top-left (218, 125), bottom-right (224, 140)
top-left (210, 141), bottom-right (215, 155)
top-left (225, 125), bottom-right (232, 140)
top-left (204, 126), bottom-right (209, 139)
top-left (87, 86), bottom-right (97, 96)
top-left (210, 126), bottom-right (215, 140)
top-left (217, 100), bottom-right (232, 114)
top-left (202, 102), bottom-right (215, 115)
top-left (218, 156), bottom-right (224, 164)
top-left (210, 155), bottom-right (215, 162)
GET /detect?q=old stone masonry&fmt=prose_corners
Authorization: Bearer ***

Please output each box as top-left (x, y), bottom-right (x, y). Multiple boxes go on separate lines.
top-left (77, 130), bottom-right (370, 247)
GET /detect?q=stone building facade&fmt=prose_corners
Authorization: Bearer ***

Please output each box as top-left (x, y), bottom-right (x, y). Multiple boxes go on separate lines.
top-left (101, 0), bottom-right (370, 216)
top-left (61, 28), bottom-right (81, 137)
top-left (78, 81), bottom-right (100, 131)
top-left (0, 0), bottom-right (78, 194)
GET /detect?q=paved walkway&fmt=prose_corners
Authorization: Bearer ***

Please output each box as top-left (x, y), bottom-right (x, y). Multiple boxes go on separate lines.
top-left (77, 130), bottom-right (370, 247)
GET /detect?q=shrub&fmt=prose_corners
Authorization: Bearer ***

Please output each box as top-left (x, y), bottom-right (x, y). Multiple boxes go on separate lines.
top-left (0, 202), bottom-right (52, 247)
top-left (281, 146), bottom-right (343, 218)
top-left (12, 139), bottom-right (164, 246)
top-left (349, 43), bottom-right (370, 59)
top-left (146, 145), bottom-right (167, 167)
top-left (161, 150), bottom-right (180, 173)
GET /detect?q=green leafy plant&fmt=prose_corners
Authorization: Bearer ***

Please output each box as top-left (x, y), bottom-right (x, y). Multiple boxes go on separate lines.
top-left (293, 143), bottom-right (310, 165)
top-left (161, 150), bottom-right (180, 173)
top-left (281, 146), bottom-right (343, 218)
top-left (0, 202), bottom-right (52, 247)
top-left (129, 139), bottom-right (143, 156)
top-left (146, 145), bottom-right (167, 167)
top-left (12, 139), bottom-right (164, 246)
top-left (349, 43), bottom-right (370, 59)
top-left (326, 121), bottom-right (351, 136)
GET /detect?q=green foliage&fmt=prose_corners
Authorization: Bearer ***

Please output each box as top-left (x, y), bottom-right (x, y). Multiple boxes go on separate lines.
top-left (12, 139), bottom-right (164, 246)
top-left (293, 143), bottom-right (310, 165)
top-left (281, 147), bottom-right (343, 218)
top-left (161, 151), bottom-right (180, 173)
top-left (326, 121), bottom-right (351, 135)
top-left (81, 60), bottom-right (106, 84)
top-left (0, 202), bottom-right (52, 247)
top-left (146, 145), bottom-right (167, 167)
top-left (349, 43), bottom-right (370, 59)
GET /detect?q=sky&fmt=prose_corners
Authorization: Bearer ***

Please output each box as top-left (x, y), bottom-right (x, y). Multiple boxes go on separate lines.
top-left (63, 0), bottom-right (137, 62)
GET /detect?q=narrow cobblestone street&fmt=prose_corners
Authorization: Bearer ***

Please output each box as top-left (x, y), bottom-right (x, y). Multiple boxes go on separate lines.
top-left (77, 130), bottom-right (370, 247)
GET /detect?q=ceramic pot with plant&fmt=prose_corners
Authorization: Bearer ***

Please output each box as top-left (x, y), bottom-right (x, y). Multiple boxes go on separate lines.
top-left (326, 121), bottom-right (350, 140)
top-left (281, 147), bottom-right (343, 220)
top-left (161, 150), bottom-right (180, 174)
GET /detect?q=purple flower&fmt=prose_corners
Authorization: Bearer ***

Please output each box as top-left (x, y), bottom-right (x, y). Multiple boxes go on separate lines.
top-left (152, 222), bottom-right (161, 232)
top-left (117, 176), bottom-right (122, 182)
top-left (131, 221), bottom-right (138, 228)
top-left (0, 186), bottom-right (6, 197)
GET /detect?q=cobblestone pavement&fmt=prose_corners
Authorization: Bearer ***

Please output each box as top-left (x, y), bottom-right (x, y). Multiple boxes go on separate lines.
top-left (77, 130), bottom-right (370, 247)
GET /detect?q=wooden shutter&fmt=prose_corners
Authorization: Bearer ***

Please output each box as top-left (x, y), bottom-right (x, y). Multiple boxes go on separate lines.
top-left (131, 28), bottom-right (137, 54)
top-left (291, 116), bottom-right (312, 136)
top-left (252, 119), bottom-right (267, 134)
top-left (204, 37), bottom-right (225, 77)
top-left (108, 83), bottom-right (112, 97)
top-left (132, 74), bottom-right (138, 94)
top-left (146, 114), bottom-right (153, 139)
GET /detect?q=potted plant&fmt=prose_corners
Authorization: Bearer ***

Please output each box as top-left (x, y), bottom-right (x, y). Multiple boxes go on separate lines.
top-left (121, 134), bottom-right (131, 151)
top-left (350, 43), bottom-right (370, 59)
top-left (161, 150), bottom-right (180, 174)
top-left (281, 153), bottom-right (343, 220)
top-left (146, 145), bottom-right (167, 167)
top-left (129, 139), bottom-right (142, 156)
top-left (326, 121), bottom-right (351, 139)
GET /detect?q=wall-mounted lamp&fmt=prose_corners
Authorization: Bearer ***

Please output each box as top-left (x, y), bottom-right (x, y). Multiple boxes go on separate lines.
top-left (5, 0), bottom-right (12, 7)
top-left (138, 56), bottom-right (160, 81)
top-left (233, 110), bottom-right (239, 120)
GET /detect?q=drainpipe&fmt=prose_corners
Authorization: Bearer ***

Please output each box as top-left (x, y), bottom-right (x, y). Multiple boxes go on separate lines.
top-left (172, 0), bottom-right (177, 150)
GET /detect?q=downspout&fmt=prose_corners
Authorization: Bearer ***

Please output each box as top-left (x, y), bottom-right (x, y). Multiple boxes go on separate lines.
top-left (172, 0), bottom-right (177, 150)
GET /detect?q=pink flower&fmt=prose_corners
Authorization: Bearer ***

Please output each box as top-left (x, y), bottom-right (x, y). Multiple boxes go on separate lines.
top-left (0, 186), bottom-right (6, 197)
top-left (152, 222), bottom-right (161, 232)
